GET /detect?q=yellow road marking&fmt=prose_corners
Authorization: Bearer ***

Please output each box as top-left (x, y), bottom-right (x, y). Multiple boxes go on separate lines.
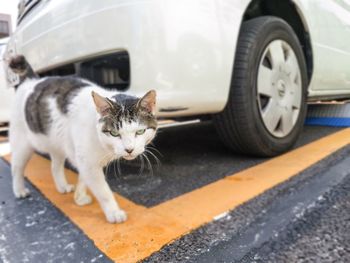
top-left (4, 128), bottom-right (350, 262)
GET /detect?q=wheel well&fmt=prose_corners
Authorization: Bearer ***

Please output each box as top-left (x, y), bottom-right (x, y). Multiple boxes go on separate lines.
top-left (243, 0), bottom-right (313, 82)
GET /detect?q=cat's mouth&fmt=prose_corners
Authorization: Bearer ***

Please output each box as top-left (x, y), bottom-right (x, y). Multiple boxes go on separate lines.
top-left (123, 155), bottom-right (137, 161)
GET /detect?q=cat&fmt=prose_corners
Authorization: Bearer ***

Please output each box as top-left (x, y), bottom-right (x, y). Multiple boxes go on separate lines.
top-left (8, 55), bottom-right (157, 223)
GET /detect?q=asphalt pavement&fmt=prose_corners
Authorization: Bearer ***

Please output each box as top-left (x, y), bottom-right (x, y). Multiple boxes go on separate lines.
top-left (0, 123), bottom-right (349, 262)
top-left (108, 122), bottom-right (341, 206)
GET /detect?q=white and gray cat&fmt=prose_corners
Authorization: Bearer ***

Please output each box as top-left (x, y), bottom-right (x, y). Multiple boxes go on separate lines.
top-left (8, 55), bottom-right (157, 223)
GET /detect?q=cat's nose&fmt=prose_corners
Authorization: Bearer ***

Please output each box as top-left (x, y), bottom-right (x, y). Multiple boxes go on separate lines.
top-left (125, 148), bottom-right (134, 154)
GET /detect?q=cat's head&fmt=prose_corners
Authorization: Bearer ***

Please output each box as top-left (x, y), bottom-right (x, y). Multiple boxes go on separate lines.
top-left (92, 90), bottom-right (157, 161)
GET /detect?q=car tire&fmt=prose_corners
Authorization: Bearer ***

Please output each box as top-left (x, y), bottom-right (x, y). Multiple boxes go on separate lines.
top-left (213, 16), bottom-right (308, 157)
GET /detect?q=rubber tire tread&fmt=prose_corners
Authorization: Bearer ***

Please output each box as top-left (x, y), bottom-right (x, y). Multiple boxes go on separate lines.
top-left (213, 16), bottom-right (308, 157)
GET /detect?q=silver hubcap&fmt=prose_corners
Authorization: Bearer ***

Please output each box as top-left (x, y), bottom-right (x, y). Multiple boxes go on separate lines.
top-left (257, 40), bottom-right (302, 138)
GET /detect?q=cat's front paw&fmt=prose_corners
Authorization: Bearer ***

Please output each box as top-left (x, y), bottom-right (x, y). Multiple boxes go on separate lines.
top-left (13, 187), bottom-right (30, 198)
top-left (74, 191), bottom-right (93, 206)
top-left (105, 209), bottom-right (127, 224)
top-left (56, 184), bottom-right (75, 194)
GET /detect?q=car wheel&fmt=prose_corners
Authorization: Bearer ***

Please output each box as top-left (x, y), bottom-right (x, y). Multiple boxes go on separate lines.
top-left (214, 16), bottom-right (308, 157)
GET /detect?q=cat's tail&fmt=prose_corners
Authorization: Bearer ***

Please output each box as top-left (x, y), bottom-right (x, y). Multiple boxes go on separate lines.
top-left (8, 55), bottom-right (38, 84)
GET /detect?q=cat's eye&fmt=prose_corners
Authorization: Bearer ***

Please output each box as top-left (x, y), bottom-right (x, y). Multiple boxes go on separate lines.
top-left (136, 129), bottom-right (146, 135)
top-left (109, 130), bottom-right (120, 137)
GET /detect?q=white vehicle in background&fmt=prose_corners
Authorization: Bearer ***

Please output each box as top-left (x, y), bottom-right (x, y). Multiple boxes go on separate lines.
top-left (0, 37), bottom-right (14, 126)
top-left (6, 0), bottom-right (350, 156)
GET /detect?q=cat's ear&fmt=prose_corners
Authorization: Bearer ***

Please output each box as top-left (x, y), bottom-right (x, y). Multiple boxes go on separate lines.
top-left (91, 91), bottom-right (114, 116)
top-left (137, 90), bottom-right (156, 114)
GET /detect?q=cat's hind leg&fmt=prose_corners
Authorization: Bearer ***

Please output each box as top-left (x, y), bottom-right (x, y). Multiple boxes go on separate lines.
top-left (10, 135), bottom-right (33, 198)
top-left (50, 152), bottom-right (74, 193)
top-left (74, 177), bottom-right (92, 206)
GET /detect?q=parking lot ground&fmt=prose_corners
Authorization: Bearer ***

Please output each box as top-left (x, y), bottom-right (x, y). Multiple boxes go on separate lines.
top-left (0, 123), bottom-right (350, 262)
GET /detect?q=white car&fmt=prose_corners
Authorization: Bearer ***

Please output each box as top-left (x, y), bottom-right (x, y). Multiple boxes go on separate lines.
top-left (0, 37), bottom-right (15, 125)
top-left (6, 0), bottom-right (350, 156)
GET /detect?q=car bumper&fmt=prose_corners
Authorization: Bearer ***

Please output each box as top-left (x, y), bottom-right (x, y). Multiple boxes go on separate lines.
top-left (10, 0), bottom-right (248, 117)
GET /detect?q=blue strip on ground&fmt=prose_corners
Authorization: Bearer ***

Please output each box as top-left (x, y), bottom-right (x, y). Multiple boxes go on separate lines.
top-left (305, 117), bottom-right (350, 127)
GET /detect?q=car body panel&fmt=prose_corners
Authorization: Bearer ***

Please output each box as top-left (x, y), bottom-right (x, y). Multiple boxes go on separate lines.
top-left (10, 0), bottom-right (253, 117)
top-left (7, 0), bottom-right (350, 117)
top-left (294, 0), bottom-right (350, 96)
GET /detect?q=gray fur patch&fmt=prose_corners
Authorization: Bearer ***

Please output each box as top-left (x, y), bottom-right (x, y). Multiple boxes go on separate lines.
top-left (25, 77), bottom-right (88, 134)
top-left (9, 55), bottom-right (39, 89)
top-left (101, 94), bottom-right (157, 133)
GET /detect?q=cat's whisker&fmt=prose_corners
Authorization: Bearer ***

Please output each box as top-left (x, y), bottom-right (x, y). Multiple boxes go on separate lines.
top-left (101, 153), bottom-right (113, 173)
top-left (117, 158), bottom-right (122, 176)
top-left (112, 159), bottom-right (117, 178)
top-left (147, 146), bottom-right (163, 157)
top-left (145, 147), bottom-right (162, 171)
top-left (143, 153), bottom-right (154, 176)
top-left (149, 142), bottom-right (157, 147)
top-left (138, 154), bottom-right (145, 176)
top-left (146, 146), bottom-right (160, 157)
top-left (105, 159), bottom-right (112, 174)
top-left (105, 155), bottom-right (116, 179)
top-left (145, 149), bottom-right (161, 170)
